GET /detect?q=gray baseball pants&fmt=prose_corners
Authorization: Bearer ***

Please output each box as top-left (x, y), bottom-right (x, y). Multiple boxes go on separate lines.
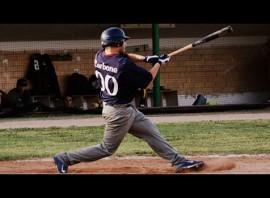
top-left (57, 102), bottom-right (185, 167)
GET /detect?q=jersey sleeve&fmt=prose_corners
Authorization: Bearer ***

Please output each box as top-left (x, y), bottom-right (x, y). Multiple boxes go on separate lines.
top-left (122, 58), bottom-right (153, 89)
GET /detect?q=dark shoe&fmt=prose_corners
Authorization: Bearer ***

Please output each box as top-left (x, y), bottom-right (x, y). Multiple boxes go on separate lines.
top-left (53, 156), bottom-right (68, 174)
top-left (175, 159), bottom-right (204, 172)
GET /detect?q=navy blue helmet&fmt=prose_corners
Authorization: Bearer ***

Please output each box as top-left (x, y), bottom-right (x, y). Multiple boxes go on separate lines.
top-left (101, 27), bottom-right (130, 47)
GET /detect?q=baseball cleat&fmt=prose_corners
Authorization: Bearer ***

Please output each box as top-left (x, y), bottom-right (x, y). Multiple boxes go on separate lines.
top-left (53, 156), bottom-right (68, 174)
top-left (175, 159), bottom-right (204, 173)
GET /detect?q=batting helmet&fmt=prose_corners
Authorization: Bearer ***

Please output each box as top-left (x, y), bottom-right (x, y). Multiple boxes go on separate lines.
top-left (101, 27), bottom-right (130, 47)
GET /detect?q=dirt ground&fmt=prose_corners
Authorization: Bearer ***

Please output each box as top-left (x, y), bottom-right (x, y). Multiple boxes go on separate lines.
top-left (1, 154), bottom-right (270, 174)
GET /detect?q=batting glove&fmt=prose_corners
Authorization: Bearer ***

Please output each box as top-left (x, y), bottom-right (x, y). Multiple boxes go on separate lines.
top-left (158, 54), bottom-right (171, 65)
top-left (144, 55), bottom-right (159, 64)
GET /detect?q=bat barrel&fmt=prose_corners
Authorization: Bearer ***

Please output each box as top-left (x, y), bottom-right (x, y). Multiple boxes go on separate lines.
top-left (219, 26), bottom-right (233, 35)
top-left (225, 26), bottom-right (233, 33)
top-left (168, 26), bottom-right (233, 57)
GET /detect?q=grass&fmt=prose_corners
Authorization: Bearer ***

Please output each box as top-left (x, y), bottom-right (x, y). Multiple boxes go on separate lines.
top-left (0, 120), bottom-right (270, 160)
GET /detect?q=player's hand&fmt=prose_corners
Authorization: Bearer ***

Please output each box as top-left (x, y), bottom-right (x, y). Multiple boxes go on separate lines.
top-left (144, 55), bottom-right (159, 64)
top-left (158, 54), bottom-right (171, 65)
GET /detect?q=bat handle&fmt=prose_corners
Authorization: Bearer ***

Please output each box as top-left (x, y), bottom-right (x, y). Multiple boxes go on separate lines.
top-left (168, 44), bottom-right (193, 57)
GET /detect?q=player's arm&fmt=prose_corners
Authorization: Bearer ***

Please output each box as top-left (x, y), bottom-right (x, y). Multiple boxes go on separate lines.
top-left (126, 53), bottom-right (160, 64)
top-left (149, 55), bottom-right (170, 80)
top-left (145, 62), bottom-right (161, 89)
top-left (126, 53), bottom-right (145, 62)
top-left (149, 62), bottom-right (161, 80)
top-left (146, 55), bottom-right (171, 89)
top-left (126, 55), bottom-right (170, 89)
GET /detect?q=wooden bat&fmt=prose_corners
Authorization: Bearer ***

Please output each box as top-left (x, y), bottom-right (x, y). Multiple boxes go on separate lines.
top-left (168, 26), bottom-right (233, 57)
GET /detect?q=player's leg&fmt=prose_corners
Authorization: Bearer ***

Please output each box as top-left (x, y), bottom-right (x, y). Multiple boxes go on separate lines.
top-left (129, 110), bottom-right (184, 165)
top-left (129, 110), bottom-right (203, 171)
top-left (54, 105), bottom-right (136, 167)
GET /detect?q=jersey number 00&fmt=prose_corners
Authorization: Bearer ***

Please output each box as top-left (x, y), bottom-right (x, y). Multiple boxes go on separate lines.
top-left (95, 70), bottom-right (118, 96)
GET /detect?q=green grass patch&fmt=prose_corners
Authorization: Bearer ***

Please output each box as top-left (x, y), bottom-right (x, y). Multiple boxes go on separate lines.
top-left (0, 120), bottom-right (270, 160)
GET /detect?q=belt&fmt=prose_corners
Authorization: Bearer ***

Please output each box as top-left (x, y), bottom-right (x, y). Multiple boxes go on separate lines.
top-left (103, 102), bottom-right (131, 108)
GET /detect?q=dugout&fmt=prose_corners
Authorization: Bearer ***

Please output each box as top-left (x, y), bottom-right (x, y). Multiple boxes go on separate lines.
top-left (0, 24), bottom-right (270, 116)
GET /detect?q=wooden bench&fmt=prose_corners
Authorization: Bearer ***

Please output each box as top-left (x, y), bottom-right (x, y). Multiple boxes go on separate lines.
top-left (69, 95), bottom-right (101, 110)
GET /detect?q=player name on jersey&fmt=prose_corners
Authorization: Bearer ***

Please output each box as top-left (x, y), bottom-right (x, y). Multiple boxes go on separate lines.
top-left (95, 62), bottom-right (118, 74)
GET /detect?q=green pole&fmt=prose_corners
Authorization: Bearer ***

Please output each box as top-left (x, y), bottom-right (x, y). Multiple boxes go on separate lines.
top-left (152, 24), bottom-right (161, 107)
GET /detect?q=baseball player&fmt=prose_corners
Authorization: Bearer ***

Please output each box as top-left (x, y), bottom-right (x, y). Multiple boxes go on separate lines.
top-left (53, 27), bottom-right (204, 173)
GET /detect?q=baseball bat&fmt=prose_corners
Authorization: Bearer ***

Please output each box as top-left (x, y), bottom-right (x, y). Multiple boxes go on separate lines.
top-left (168, 26), bottom-right (233, 57)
